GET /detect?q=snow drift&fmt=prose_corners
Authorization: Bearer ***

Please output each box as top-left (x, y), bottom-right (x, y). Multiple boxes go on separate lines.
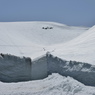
top-left (0, 73), bottom-right (95, 95)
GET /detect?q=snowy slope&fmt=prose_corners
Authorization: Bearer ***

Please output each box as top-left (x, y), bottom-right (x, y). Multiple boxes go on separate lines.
top-left (0, 21), bottom-right (88, 58)
top-left (0, 73), bottom-right (95, 95)
top-left (0, 21), bottom-right (88, 45)
top-left (52, 25), bottom-right (95, 64)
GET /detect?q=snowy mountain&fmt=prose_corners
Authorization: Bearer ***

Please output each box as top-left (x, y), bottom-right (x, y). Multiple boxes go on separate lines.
top-left (1, 21), bottom-right (95, 95)
top-left (0, 21), bottom-right (88, 58)
top-left (0, 21), bottom-right (88, 45)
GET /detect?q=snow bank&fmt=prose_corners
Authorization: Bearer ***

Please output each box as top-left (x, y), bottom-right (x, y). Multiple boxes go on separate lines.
top-left (33, 53), bottom-right (95, 86)
top-left (52, 25), bottom-right (95, 64)
top-left (0, 73), bottom-right (95, 95)
top-left (0, 54), bottom-right (32, 82)
top-left (1, 53), bottom-right (95, 86)
top-left (32, 55), bottom-right (48, 80)
top-left (0, 53), bottom-right (95, 86)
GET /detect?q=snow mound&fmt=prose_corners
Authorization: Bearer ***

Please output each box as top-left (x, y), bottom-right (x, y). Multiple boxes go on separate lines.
top-left (52, 25), bottom-right (95, 64)
top-left (0, 73), bottom-right (95, 95)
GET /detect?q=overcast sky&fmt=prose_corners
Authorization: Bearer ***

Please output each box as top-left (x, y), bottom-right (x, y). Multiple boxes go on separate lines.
top-left (0, 0), bottom-right (95, 26)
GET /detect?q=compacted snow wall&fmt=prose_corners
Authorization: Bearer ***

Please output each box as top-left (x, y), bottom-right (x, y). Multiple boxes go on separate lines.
top-left (1, 53), bottom-right (95, 86)
top-left (0, 54), bottom-right (32, 82)
top-left (32, 56), bottom-right (48, 80)
top-left (46, 54), bottom-right (95, 86)
top-left (32, 53), bottom-right (95, 86)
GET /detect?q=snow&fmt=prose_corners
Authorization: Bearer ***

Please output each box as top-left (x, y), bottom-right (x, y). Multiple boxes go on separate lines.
top-left (0, 21), bottom-right (88, 58)
top-left (0, 73), bottom-right (95, 95)
top-left (52, 25), bottom-right (95, 64)
top-left (32, 55), bottom-right (48, 80)
top-left (0, 54), bottom-right (32, 82)
top-left (1, 53), bottom-right (95, 86)
top-left (32, 54), bottom-right (95, 86)
top-left (1, 21), bottom-right (95, 94)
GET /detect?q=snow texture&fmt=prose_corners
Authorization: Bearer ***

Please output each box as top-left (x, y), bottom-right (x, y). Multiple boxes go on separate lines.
top-left (52, 25), bottom-right (95, 64)
top-left (32, 55), bottom-right (48, 80)
top-left (0, 21), bottom-right (88, 59)
top-left (1, 53), bottom-right (95, 86)
top-left (1, 21), bottom-right (95, 95)
top-left (32, 53), bottom-right (95, 86)
top-left (0, 73), bottom-right (95, 95)
top-left (0, 54), bottom-right (32, 82)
